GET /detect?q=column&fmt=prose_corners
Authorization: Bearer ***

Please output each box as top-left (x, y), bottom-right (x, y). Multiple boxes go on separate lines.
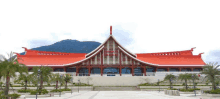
top-left (119, 67), bottom-right (122, 76)
top-left (191, 68), bottom-right (194, 72)
top-left (155, 67), bottom-right (158, 72)
top-left (88, 68), bottom-right (91, 76)
top-left (132, 60), bottom-right (134, 76)
top-left (76, 67), bottom-right (78, 76)
top-left (63, 67), bottom-right (66, 72)
top-left (167, 68), bottom-right (169, 72)
top-left (179, 68), bottom-right (182, 72)
top-left (143, 66), bottom-right (146, 76)
top-left (88, 60), bottom-right (91, 76)
top-left (101, 51), bottom-right (103, 76)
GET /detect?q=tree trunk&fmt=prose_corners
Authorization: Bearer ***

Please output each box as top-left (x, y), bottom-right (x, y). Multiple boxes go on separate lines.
top-left (56, 81), bottom-right (58, 90)
top-left (25, 80), bottom-right (27, 91)
top-left (39, 76), bottom-right (43, 95)
top-left (212, 76), bottom-right (216, 90)
top-left (65, 81), bottom-right (67, 89)
top-left (169, 79), bottom-right (171, 89)
top-left (5, 72), bottom-right (10, 99)
top-left (185, 79), bottom-right (188, 90)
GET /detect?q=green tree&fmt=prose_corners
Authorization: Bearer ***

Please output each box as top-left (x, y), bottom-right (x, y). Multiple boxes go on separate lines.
top-left (14, 72), bottom-right (32, 91)
top-left (0, 52), bottom-right (28, 98)
top-left (50, 73), bottom-right (64, 90)
top-left (31, 66), bottom-right (53, 95)
top-left (178, 73), bottom-right (198, 90)
top-left (201, 62), bottom-right (220, 90)
top-left (63, 74), bottom-right (72, 89)
top-left (164, 74), bottom-right (176, 89)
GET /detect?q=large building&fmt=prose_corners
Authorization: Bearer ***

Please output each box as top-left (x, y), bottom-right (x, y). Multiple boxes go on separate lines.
top-left (15, 26), bottom-right (206, 77)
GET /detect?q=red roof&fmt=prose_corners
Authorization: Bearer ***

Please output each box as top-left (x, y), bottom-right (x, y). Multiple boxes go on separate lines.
top-left (136, 51), bottom-right (206, 65)
top-left (17, 48), bottom-right (86, 66)
top-left (16, 47), bottom-right (205, 66)
top-left (18, 55), bottom-right (86, 66)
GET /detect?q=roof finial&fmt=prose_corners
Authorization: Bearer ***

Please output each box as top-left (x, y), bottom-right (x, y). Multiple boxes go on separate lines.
top-left (110, 26), bottom-right (112, 35)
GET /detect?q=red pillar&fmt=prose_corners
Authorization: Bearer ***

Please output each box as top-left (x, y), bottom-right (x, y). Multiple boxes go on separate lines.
top-left (101, 51), bottom-right (103, 76)
top-left (155, 67), bottom-right (158, 72)
top-left (63, 67), bottom-right (66, 72)
top-left (131, 60), bottom-right (134, 76)
top-left (88, 68), bottom-right (91, 76)
top-left (119, 50), bottom-right (122, 76)
top-left (191, 68), bottom-right (194, 72)
top-left (167, 68), bottom-right (169, 72)
top-left (143, 66), bottom-right (146, 76)
top-left (179, 68), bottom-right (182, 72)
top-left (88, 60), bottom-right (91, 76)
top-left (76, 67), bottom-right (78, 76)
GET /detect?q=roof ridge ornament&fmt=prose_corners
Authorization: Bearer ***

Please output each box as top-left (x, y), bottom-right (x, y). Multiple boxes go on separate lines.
top-left (110, 26), bottom-right (112, 35)
top-left (199, 52), bottom-right (204, 56)
top-left (22, 47), bottom-right (28, 51)
top-left (191, 47), bottom-right (196, 51)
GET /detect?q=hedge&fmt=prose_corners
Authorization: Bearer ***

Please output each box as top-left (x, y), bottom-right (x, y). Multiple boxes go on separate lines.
top-left (180, 88), bottom-right (200, 92)
top-left (30, 89), bottom-right (48, 95)
top-left (204, 89), bottom-right (220, 94)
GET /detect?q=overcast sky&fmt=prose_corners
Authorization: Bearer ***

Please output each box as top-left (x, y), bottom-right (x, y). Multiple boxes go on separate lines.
top-left (0, 0), bottom-right (220, 66)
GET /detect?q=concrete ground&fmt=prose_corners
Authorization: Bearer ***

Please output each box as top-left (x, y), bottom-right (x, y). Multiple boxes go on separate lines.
top-left (19, 91), bottom-right (219, 99)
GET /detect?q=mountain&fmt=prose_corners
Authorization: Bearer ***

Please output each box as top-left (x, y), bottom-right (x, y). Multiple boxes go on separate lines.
top-left (0, 54), bottom-right (3, 61)
top-left (20, 39), bottom-right (101, 55)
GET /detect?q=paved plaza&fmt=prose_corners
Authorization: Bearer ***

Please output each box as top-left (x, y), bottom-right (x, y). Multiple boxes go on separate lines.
top-left (18, 91), bottom-right (220, 99)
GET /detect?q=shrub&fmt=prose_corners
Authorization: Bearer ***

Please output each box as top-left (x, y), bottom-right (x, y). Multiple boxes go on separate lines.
top-left (61, 88), bottom-right (71, 91)
top-left (21, 82), bottom-right (24, 86)
top-left (167, 88), bottom-right (178, 90)
top-left (204, 89), bottom-right (220, 94)
top-left (195, 83), bottom-right (198, 86)
top-left (182, 83), bottom-right (185, 86)
top-left (17, 89), bottom-right (32, 93)
top-left (30, 89), bottom-right (48, 95)
top-left (50, 89), bottom-right (62, 92)
top-left (47, 83), bottom-right (50, 86)
top-left (74, 83), bottom-right (92, 86)
top-left (180, 88), bottom-right (200, 92)
top-left (8, 93), bottom-right (21, 99)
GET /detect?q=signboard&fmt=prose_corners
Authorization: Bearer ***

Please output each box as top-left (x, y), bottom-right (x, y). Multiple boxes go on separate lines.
top-left (104, 50), bottom-right (118, 56)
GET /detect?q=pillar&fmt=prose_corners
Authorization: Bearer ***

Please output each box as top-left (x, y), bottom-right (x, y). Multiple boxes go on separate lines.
top-left (132, 59), bottom-right (134, 76)
top-left (76, 67), bottom-right (78, 76)
top-left (179, 68), bottom-right (182, 72)
top-left (119, 67), bottom-right (122, 76)
top-left (101, 50), bottom-right (103, 76)
top-left (63, 67), bottom-right (66, 72)
top-left (143, 66), bottom-right (146, 76)
top-left (101, 68), bottom-right (103, 76)
top-left (88, 68), bottom-right (91, 76)
top-left (88, 60), bottom-right (91, 76)
top-left (191, 68), bottom-right (194, 72)
top-left (155, 67), bottom-right (158, 72)
top-left (167, 68), bottom-right (169, 72)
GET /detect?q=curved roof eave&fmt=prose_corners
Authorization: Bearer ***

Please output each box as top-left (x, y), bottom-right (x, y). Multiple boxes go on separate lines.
top-left (64, 45), bottom-right (105, 66)
top-left (118, 46), bottom-right (159, 66)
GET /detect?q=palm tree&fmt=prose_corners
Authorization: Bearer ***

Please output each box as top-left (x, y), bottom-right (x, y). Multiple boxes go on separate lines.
top-left (0, 52), bottom-right (28, 98)
top-left (31, 66), bottom-right (53, 95)
top-left (14, 72), bottom-right (32, 91)
top-left (164, 74), bottom-right (176, 89)
top-left (201, 62), bottom-right (220, 90)
top-left (178, 73), bottom-right (192, 90)
top-left (50, 73), bottom-right (64, 90)
top-left (63, 74), bottom-right (72, 89)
